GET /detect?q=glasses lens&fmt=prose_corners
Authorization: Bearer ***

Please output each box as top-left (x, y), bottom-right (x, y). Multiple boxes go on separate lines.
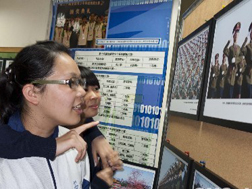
top-left (68, 78), bottom-right (77, 89)
top-left (69, 78), bottom-right (86, 89)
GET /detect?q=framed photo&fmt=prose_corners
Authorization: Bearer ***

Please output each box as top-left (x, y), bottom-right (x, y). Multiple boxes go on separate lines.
top-left (0, 59), bottom-right (4, 74)
top-left (189, 161), bottom-right (238, 189)
top-left (111, 160), bottom-right (157, 189)
top-left (169, 19), bottom-right (214, 120)
top-left (51, 1), bottom-right (110, 49)
top-left (200, 0), bottom-right (252, 132)
top-left (156, 141), bottom-right (193, 189)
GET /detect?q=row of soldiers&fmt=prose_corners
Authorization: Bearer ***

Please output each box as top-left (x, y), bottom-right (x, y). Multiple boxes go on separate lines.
top-left (208, 22), bottom-right (252, 99)
top-left (158, 161), bottom-right (186, 189)
top-left (171, 30), bottom-right (209, 100)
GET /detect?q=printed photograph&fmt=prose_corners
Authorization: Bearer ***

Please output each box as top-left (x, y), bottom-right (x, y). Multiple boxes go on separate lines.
top-left (53, 0), bottom-right (110, 48)
top-left (111, 163), bottom-right (156, 189)
top-left (169, 25), bottom-right (210, 116)
top-left (158, 148), bottom-right (188, 189)
top-left (171, 28), bottom-right (209, 100)
top-left (193, 171), bottom-right (219, 189)
top-left (202, 0), bottom-right (252, 126)
top-left (206, 0), bottom-right (252, 99)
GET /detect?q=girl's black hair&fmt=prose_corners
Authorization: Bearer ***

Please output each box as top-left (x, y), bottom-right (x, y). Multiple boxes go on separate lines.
top-left (0, 40), bottom-right (70, 124)
top-left (78, 66), bottom-right (100, 89)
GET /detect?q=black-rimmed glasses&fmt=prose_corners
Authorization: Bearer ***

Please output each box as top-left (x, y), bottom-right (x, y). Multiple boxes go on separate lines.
top-left (31, 77), bottom-right (86, 90)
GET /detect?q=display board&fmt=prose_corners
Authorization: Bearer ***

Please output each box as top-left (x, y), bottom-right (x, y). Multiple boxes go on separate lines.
top-left (189, 161), bottom-right (238, 189)
top-left (111, 161), bottom-right (157, 189)
top-left (50, 0), bottom-right (173, 167)
top-left (200, 0), bottom-right (252, 132)
top-left (156, 141), bottom-right (193, 189)
top-left (169, 19), bottom-right (213, 120)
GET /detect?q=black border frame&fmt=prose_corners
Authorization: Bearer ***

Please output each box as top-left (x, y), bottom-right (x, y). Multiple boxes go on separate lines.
top-left (189, 161), bottom-right (238, 189)
top-left (199, 0), bottom-right (252, 133)
top-left (169, 18), bottom-right (215, 121)
top-left (156, 141), bottom-right (194, 189)
top-left (113, 160), bottom-right (158, 189)
top-left (0, 59), bottom-right (4, 74)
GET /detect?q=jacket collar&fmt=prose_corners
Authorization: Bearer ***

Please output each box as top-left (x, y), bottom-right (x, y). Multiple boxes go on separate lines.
top-left (8, 111), bottom-right (59, 138)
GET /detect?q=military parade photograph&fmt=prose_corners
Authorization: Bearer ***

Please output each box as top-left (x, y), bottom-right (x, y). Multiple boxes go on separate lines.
top-left (169, 22), bottom-right (210, 118)
top-left (202, 0), bottom-right (252, 129)
top-left (157, 147), bottom-right (188, 189)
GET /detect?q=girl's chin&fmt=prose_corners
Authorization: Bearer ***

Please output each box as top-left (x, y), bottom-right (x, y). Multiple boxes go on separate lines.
top-left (85, 112), bottom-right (98, 118)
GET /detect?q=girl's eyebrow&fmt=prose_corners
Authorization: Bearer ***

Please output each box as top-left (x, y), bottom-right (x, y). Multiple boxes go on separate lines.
top-left (69, 72), bottom-right (81, 78)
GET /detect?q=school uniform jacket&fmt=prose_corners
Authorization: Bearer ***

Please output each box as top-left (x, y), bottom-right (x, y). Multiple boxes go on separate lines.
top-left (0, 112), bottom-right (108, 189)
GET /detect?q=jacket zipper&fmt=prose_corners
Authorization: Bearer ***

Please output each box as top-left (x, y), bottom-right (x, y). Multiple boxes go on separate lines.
top-left (47, 158), bottom-right (57, 189)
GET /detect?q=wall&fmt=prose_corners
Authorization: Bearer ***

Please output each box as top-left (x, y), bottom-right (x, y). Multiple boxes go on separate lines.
top-left (167, 0), bottom-right (252, 188)
top-left (182, 0), bottom-right (233, 38)
top-left (0, 52), bottom-right (17, 59)
top-left (0, 0), bottom-right (52, 47)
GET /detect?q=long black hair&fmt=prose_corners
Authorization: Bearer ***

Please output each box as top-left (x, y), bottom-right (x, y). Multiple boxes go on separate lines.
top-left (78, 66), bottom-right (100, 89)
top-left (0, 40), bottom-right (70, 124)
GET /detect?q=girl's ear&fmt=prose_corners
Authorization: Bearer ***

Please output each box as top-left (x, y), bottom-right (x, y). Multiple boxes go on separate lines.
top-left (22, 84), bottom-right (40, 105)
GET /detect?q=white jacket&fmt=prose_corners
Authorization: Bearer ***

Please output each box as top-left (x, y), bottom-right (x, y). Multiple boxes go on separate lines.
top-left (0, 126), bottom-right (90, 189)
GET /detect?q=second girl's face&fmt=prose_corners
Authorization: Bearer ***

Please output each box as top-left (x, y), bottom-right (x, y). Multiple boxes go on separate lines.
top-left (83, 85), bottom-right (101, 118)
top-left (38, 53), bottom-right (86, 127)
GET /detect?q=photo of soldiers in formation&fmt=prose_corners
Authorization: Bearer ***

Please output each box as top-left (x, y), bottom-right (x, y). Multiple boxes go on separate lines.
top-left (171, 29), bottom-right (209, 100)
top-left (207, 22), bottom-right (252, 99)
top-left (193, 171), bottom-right (219, 189)
top-left (158, 160), bottom-right (187, 189)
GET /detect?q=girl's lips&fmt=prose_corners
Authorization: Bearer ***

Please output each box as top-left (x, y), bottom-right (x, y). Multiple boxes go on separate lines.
top-left (74, 108), bottom-right (83, 115)
top-left (73, 103), bottom-right (84, 114)
top-left (89, 105), bottom-right (99, 109)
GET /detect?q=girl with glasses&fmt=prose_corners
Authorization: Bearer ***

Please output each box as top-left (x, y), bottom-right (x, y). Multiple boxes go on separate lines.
top-left (0, 40), bottom-right (121, 188)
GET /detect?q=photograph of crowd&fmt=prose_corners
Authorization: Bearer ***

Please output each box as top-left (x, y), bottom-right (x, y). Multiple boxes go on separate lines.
top-left (193, 171), bottom-right (219, 189)
top-left (158, 148), bottom-right (188, 189)
top-left (171, 28), bottom-right (209, 100)
top-left (111, 163), bottom-right (156, 189)
top-left (207, 21), bottom-right (252, 99)
top-left (53, 0), bottom-right (109, 48)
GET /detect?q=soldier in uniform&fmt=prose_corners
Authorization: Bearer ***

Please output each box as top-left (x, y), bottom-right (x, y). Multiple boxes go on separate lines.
top-left (224, 22), bottom-right (243, 69)
top-left (209, 53), bottom-right (220, 98)
top-left (241, 22), bottom-right (252, 70)
top-left (219, 54), bottom-right (228, 98)
top-left (235, 59), bottom-right (246, 98)
top-left (246, 67), bottom-right (252, 98)
top-left (227, 65), bottom-right (237, 98)
top-left (242, 22), bottom-right (252, 98)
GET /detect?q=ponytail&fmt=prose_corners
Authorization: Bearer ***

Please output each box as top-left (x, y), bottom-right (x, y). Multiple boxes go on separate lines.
top-left (0, 65), bottom-right (22, 123)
